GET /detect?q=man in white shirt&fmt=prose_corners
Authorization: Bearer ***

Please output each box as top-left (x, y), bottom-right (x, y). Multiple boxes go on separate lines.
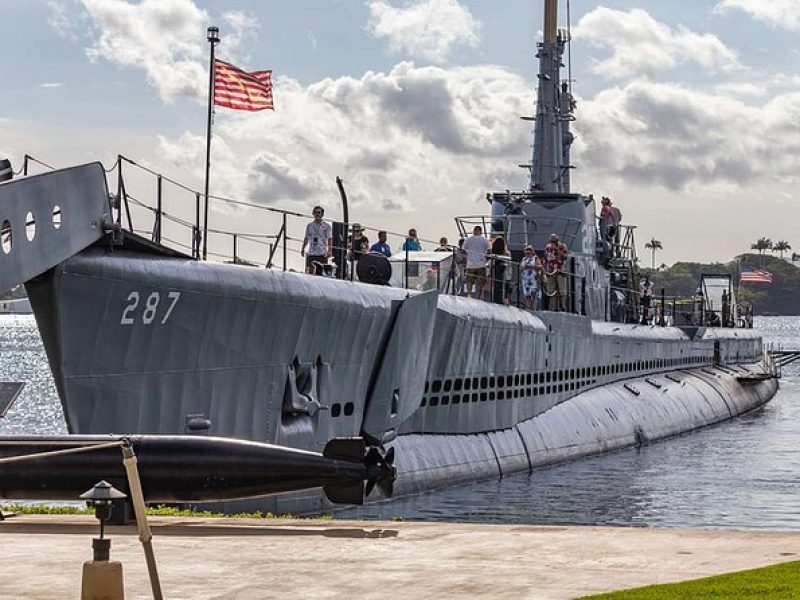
top-left (300, 206), bottom-right (333, 275)
top-left (462, 225), bottom-right (490, 298)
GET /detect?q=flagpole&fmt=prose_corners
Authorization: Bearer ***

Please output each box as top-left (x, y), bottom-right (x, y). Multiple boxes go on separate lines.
top-left (203, 26), bottom-right (220, 262)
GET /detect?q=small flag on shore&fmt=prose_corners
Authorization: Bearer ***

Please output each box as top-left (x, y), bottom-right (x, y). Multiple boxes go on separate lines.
top-left (214, 59), bottom-right (273, 111)
top-left (740, 267), bottom-right (773, 284)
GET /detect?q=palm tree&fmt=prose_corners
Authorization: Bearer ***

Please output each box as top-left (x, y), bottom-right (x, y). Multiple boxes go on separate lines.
top-left (750, 237), bottom-right (772, 266)
top-left (644, 238), bottom-right (663, 269)
top-left (772, 240), bottom-right (792, 259)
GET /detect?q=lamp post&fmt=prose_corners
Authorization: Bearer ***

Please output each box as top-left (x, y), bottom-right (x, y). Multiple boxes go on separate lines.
top-left (80, 480), bottom-right (127, 600)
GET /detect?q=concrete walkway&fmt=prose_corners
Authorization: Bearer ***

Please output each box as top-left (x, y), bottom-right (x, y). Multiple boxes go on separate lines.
top-left (1, 516), bottom-right (799, 599)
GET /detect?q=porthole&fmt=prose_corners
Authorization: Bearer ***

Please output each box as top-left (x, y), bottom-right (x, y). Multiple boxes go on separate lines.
top-left (452, 395), bottom-right (460, 404)
top-left (441, 397), bottom-right (449, 406)
top-left (497, 390), bottom-right (505, 400)
top-left (489, 376), bottom-right (496, 388)
top-left (420, 399), bottom-right (427, 407)
top-left (498, 375), bottom-right (505, 387)
top-left (344, 402), bottom-right (354, 416)
top-left (473, 377), bottom-right (480, 389)
top-left (526, 374), bottom-right (532, 385)
top-left (454, 379), bottom-right (463, 391)
top-left (480, 377), bottom-right (488, 389)
top-left (429, 397), bottom-right (439, 407)
top-left (0, 220), bottom-right (11, 254)
top-left (444, 379), bottom-right (452, 392)
top-left (464, 378), bottom-right (471, 391)
top-left (52, 205), bottom-right (62, 229)
top-left (432, 380), bottom-right (442, 393)
top-left (480, 392), bottom-right (487, 402)
top-left (25, 212), bottom-right (35, 242)
top-left (331, 403), bottom-right (342, 417)
top-left (424, 381), bottom-right (430, 393)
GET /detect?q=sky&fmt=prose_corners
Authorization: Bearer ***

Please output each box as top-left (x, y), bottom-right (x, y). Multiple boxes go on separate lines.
top-left (2, 0), bottom-right (800, 265)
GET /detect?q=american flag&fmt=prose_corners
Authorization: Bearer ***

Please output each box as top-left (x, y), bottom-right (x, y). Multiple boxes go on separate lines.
top-left (214, 59), bottom-right (273, 111)
top-left (740, 267), bottom-right (773, 284)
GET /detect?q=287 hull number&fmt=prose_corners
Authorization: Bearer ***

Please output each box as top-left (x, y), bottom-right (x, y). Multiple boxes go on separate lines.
top-left (120, 291), bottom-right (181, 326)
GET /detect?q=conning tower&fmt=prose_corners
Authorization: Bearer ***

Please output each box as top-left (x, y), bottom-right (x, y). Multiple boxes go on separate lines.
top-left (456, 0), bottom-right (620, 320)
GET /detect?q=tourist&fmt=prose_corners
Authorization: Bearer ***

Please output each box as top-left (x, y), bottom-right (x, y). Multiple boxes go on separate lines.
top-left (300, 205), bottom-right (332, 276)
top-left (640, 275), bottom-right (654, 324)
top-left (455, 237), bottom-right (467, 293)
top-left (402, 229), bottom-right (422, 252)
top-left (434, 237), bottom-right (449, 252)
top-left (349, 224), bottom-right (369, 262)
top-left (543, 233), bottom-right (569, 311)
top-left (491, 237), bottom-right (511, 305)
top-left (600, 197), bottom-right (616, 242)
top-left (370, 230), bottom-right (392, 257)
top-left (463, 225), bottom-right (490, 299)
top-left (520, 245), bottom-right (542, 310)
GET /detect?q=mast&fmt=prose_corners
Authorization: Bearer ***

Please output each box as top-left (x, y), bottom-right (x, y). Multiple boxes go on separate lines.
top-left (530, 0), bottom-right (575, 194)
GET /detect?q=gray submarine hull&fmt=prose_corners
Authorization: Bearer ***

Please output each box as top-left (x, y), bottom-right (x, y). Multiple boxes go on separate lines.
top-left (23, 244), bottom-right (777, 511)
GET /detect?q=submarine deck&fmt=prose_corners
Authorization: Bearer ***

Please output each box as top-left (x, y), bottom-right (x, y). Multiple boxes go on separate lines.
top-left (1, 515), bottom-right (799, 599)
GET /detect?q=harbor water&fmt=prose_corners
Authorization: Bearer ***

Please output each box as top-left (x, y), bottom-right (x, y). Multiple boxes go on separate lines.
top-left (1, 315), bottom-right (798, 529)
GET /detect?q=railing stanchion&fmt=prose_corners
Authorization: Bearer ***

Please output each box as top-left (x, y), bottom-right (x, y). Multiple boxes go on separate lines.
top-left (195, 193), bottom-right (201, 260)
top-left (154, 175), bottom-right (162, 244)
top-left (581, 276), bottom-right (587, 316)
top-left (233, 234), bottom-right (238, 264)
top-left (282, 213), bottom-right (287, 272)
top-left (404, 245), bottom-right (409, 289)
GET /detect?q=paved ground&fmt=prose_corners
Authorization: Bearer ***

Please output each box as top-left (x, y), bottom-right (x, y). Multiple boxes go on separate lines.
top-left (1, 516), bottom-right (799, 599)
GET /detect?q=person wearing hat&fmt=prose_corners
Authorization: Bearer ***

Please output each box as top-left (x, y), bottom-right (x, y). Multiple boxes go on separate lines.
top-left (600, 196), bottom-right (616, 242)
top-left (349, 224), bottom-right (369, 262)
top-left (543, 233), bottom-right (569, 311)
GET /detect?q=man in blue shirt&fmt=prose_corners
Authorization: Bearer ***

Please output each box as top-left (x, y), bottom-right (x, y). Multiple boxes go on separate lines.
top-left (370, 230), bottom-right (392, 257)
top-left (402, 228), bottom-right (422, 252)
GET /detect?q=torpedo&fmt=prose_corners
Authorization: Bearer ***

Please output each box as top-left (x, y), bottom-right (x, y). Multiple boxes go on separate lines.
top-left (0, 435), bottom-right (395, 506)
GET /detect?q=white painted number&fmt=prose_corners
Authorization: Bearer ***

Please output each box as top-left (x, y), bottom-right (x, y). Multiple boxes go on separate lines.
top-left (120, 290), bottom-right (181, 326)
top-left (120, 292), bottom-right (140, 325)
top-left (142, 292), bottom-right (160, 324)
top-left (161, 292), bottom-right (181, 324)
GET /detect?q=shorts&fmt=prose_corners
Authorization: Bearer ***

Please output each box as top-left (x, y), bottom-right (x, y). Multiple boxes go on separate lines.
top-left (465, 267), bottom-right (486, 287)
top-left (306, 254), bottom-right (327, 275)
top-left (545, 273), bottom-right (565, 296)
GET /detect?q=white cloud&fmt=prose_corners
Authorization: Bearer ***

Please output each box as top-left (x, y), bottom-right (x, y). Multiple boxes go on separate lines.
top-left (81, 0), bottom-right (209, 101)
top-left (713, 82), bottom-right (766, 97)
top-left (39, 82), bottom-right (64, 88)
top-left (573, 7), bottom-right (742, 79)
top-left (715, 0), bottom-right (800, 31)
top-left (48, 0), bottom-right (261, 103)
top-left (574, 80), bottom-right (800, 192)
top-left (366, 0), bottom-right (481, 62)
top-left (157, 62), bottom-right (530, 217)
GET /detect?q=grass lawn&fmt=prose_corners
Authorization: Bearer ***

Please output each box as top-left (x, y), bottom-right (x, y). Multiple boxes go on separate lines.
top-left (581, 560), bottom-right (800, 599)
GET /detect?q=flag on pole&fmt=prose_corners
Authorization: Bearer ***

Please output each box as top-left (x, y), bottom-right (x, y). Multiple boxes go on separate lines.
top-left (740, 267), bottom-right (773, 284)
top-left (213, 59), bottom-right (273, 111)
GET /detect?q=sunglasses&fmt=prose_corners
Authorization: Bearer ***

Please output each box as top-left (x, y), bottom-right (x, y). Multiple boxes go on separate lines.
top-left (313, 211), bottom-right (323, 215)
